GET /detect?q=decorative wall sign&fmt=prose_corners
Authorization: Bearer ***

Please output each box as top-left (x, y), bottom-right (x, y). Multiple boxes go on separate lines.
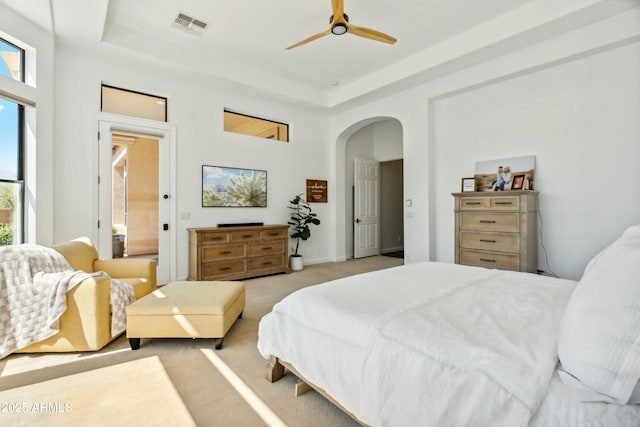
top-left (306, 179), bottom-right (328, 203)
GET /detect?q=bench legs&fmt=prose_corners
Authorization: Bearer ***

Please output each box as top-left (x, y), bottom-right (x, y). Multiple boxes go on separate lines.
top-left (129, 337), bottom-right (225, 350)
top-left (127, 309), bottom-right (243, 351)
top-left (129, 338), bottom-right (141, 350)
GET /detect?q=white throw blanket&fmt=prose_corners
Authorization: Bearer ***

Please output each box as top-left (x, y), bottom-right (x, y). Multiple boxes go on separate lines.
top-left (0, 244), bottom-right (134, 359)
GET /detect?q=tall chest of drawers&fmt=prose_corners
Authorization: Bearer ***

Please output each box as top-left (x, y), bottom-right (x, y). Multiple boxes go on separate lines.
top-left (452, 191), bottom-right (538, 273)
top-left (188, 225), bottom-right (290, 281)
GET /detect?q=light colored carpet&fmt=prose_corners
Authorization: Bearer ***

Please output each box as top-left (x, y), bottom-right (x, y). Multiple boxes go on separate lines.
top-left (0, 255), bottom-right (403, 427)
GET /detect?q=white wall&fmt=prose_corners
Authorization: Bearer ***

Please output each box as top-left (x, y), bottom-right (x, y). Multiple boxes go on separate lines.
top-left (331, 9), bottom-right (640, 279)
top-left (52, 41), bottom-right (331, 279)
top-left (432, 40), bottom-right (640, 279)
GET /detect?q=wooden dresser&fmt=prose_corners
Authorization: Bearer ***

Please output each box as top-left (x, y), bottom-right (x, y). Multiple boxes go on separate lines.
top-left (188, 225), bottom-right (290, 281)
top-left (452, 191), bottom-right (538, 272)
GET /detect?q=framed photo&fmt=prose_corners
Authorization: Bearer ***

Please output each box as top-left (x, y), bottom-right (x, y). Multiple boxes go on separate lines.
top-left (473, 155), bottom-right (535, 192)
top-left (511, 174), bottom-right (525, 190)
top-left (202, 165), bottom-right (267, 207)
top-left (461, 177), bottom-right (475, 192)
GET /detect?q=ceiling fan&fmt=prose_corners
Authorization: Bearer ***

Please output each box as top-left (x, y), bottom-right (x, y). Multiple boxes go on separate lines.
top-left (287, 0), bottom-right (397, 50)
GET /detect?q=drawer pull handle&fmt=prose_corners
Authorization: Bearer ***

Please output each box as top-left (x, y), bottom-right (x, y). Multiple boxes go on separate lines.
top-left (268, 233), bottom-right (279, 236)
top-left (262, 247), bottom-right (272, 250)
top-left (261, 261), bottom-right (273, 266)
top-left (220, 267), bottom-right (231, 271)
top-left (242, 234), bottom-right (253, 238)
top-left (479, 258), bottom-right (496, 263)
top-left (480, 239), bottom-right (496, 243)
top-left (466, 202), bottom-right (482, 205)
top-left (211, 237), bottom-right (223, 240)
top-left (495, 202), bottom-right (513, 205)
top-left (479, 220), bottom-right (496, 224)
top-left (220, 251), bottom-right (231, 255)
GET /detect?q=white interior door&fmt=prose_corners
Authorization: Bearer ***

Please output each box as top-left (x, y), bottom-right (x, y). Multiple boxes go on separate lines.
top-left (96, 114), bottom-right (176, 285)
top-left (354, 157), bottom-right (380, 258)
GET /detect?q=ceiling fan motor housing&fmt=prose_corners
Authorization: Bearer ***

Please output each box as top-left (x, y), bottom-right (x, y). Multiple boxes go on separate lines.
top-left (330, 13), bottom-right (349, 35)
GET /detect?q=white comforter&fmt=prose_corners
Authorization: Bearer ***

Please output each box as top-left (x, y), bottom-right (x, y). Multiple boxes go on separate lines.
top-left (258, 262), bottom-right (578, 426)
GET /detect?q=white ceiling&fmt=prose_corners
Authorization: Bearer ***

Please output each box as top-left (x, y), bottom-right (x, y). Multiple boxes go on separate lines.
top-left (1, 0), bottom-right (637, 107)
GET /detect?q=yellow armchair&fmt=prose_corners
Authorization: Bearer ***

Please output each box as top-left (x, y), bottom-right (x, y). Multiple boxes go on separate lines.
top-left (18, 237), bottom-right (156, 353)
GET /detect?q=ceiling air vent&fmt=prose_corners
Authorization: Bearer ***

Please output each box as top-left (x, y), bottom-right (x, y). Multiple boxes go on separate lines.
top-left (171, 12), bottom-right (208, 36)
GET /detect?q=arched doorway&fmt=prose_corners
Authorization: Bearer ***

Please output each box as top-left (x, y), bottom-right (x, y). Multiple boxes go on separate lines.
top-left (336, 117), bottom-right (404, 259)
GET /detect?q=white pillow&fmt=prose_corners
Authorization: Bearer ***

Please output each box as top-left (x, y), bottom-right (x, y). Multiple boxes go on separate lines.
top-left (558, 224), bottom-right (640, 404)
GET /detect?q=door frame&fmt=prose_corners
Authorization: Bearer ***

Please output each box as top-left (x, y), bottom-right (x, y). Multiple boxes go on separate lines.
top-left (92, 112), bottom-right (177, 283)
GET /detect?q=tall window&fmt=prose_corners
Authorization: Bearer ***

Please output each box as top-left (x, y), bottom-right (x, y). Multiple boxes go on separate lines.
top-left (0, 38), bottom-right (25, 245)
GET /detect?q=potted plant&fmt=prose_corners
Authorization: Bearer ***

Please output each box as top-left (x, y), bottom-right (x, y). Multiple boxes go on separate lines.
top-left (287, 194), bottom-right (320, 271)
top-left (112, 225), bottom-right (125, 258)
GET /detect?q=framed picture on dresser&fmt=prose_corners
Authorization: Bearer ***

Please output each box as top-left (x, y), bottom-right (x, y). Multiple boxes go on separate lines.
top-left (473, 155), bottom-right (535, 192)
top-left (461, 177), bottom-right (476, 192)
top-left (511, 174), bottom-right (525, 190)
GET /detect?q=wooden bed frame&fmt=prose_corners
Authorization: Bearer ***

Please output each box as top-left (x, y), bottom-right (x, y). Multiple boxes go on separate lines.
top-left (267, 356), bottom-right (368, 426)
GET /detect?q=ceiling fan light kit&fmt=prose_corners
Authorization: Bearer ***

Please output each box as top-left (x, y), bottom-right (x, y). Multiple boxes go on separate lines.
top-left (331, 24), bottom-right (348, 35)
top-left (287, 0), bottom-right (396, 49)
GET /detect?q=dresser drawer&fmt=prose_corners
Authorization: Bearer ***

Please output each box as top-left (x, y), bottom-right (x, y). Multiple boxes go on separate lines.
top-left (248, 255), bottom-right (285, 271)
top-left (460, 250), bottom-right (519, 271)
top-left (247, 239), bottom-right (284, 257)
top-left (262, 228), bottom-right (287, 239)
top-left (460, 197), bottom-right (490, 209)
top-left (201, 232), bottom-right (230, 244)
top-left (460, 213), bottom-right (519, 232)
top-left (201, 244), bottom-right (245, 261)
top-left (460, 231), bottom-right (519, 253)
top-left (230, 230), bottom-right (261, 242)
top-left (459, 196), bottom-right (520, 211)
top-left (490, 196), bottom-right (520, 210)
top-left (202, 260), bottom-right (245, 278)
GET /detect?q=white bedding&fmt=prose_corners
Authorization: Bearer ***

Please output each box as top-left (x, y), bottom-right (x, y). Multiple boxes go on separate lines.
top-left (258, 261), bottom-right (640, 426)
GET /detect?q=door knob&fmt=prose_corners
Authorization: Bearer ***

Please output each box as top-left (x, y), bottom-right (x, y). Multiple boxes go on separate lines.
top-left (355, 218), bottom-right (361, 223)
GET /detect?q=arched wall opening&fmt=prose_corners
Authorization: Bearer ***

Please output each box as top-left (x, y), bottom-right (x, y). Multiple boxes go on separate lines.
top-left (334, 116), bottom-right (404, 260)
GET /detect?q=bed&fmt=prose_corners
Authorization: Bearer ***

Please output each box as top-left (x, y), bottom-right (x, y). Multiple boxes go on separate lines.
top-left (257, 225), bottom-right (640, 426)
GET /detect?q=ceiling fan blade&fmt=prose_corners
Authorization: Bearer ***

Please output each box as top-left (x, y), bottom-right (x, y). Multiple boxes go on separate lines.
top-left (331, 0), bottom-right (344, 20)
top-left (347, 24), bottom-right (397, 45)
top-left (286, 28), bottom-right (332, 50)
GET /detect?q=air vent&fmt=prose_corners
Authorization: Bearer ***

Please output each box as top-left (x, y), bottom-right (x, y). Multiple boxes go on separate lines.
top-left (171, 12), bottom-right (208, 36)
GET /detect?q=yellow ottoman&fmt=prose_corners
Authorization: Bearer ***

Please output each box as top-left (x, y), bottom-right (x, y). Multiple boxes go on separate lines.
top-left (126, 281), bottom-right (245, 350)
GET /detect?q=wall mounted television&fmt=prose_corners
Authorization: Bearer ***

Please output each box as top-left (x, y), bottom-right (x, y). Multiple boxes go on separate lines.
top-left (202, 165), bottom-right (267, 207)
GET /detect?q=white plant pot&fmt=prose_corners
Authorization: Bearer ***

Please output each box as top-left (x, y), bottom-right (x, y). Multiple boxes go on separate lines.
top-left (289, 255), bottom-right (304, 271)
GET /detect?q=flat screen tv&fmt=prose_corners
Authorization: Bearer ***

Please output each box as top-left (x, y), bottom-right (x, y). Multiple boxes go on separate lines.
top-left (202, 165), bottom-right (267, 207)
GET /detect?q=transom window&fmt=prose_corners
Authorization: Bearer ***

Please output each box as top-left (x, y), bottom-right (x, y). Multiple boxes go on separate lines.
top-left (101, 84), bottom-right (167, 122)
top-left (224, 110), bottom-right (289, 142)
top-left (0, 38), bottom-right (23, 82)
